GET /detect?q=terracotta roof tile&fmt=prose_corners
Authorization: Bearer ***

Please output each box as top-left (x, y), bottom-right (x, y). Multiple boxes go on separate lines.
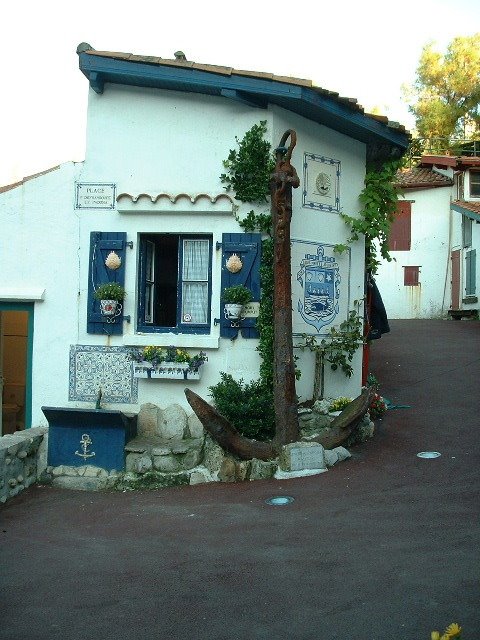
top-left (84, 48), bottom-right (408, 133)
top-left (452, 200), bottom-right (480, 215)
top-left (395, 167), bottom-right (453, 189)
top-left (0, 165), bottom-right (60, 193)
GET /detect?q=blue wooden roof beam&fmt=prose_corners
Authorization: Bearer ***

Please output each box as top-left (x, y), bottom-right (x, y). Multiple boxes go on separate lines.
top-left (78, 52), bottom-right (410, 161)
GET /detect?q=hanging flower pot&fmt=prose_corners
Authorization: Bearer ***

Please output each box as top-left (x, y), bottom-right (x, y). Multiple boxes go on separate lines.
top-left (222, 285), bottom-right (253, 321)
top-left (224, 303), bottom-right (245, 320)
top-left (99, 299), bottom-right (120, 317)
top-left (94, 282), bottom-right (126, 321)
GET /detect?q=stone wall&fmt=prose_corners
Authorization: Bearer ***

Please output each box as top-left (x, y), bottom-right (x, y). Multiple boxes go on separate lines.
top-left (0, 427), bottom-right (48, 504)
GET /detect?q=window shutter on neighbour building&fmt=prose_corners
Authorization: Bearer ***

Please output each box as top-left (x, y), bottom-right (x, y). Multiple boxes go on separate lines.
top-left (389, 201), bottom-right (411, 251)
top-left (87, 231), bottom-right (127, 335)
top-left (220, 233), bottom-right (261, 339)
top-left (465, 250), bottom-right (476, 296)
top-left (403, 265), bottom-right (420, 286)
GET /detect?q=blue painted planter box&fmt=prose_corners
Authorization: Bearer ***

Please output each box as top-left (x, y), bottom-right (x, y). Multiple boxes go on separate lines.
top-left (42, 407), bottom-right (137, 471)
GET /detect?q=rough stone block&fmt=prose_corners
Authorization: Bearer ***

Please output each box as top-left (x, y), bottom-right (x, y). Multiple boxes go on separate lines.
top-left (52, 465), bottom-right (65, 477)
top-left (180, 449), bottom-right (202, 470)
top-left (333, 446), bottom-right (351, 462)
top-left (170, 441), bottom-right (189, 455)
top-left (249, 459), bottom-right (277, 480)
top-left (218, 457), bottom-right (236, 482)
top-left (151, 445), bottom-right (172, 456)
top-left (135, 456), bottom-right (153, 474)
top-left (137, 403), bottom-right (160, 437)
top-left (153, 455), bottom-right (181, 473)
top-left (187, 414), bottom-right (204, 439)
top-left (324, 449), bottom-right (339, 467)
top-left (202, 436), bottom-right (225, 475)
top-left (159, 404), bottom-right (187, 440)
top-left (84, 465), bottom-right (102, 477)
top-left (51, 476), bottom-right (107, 491)
top-left (279, 442), bottom-right (326, 472)
top-left (126, 453), bottom-right (141, 472)
top-left (189, 467), bottom-right (214, 485)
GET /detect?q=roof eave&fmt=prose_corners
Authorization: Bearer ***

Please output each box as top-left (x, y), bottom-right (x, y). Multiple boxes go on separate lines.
top-left (78, 52), bottom-right (410, 162)
top-left (451, 202), bottom-right (480, 222)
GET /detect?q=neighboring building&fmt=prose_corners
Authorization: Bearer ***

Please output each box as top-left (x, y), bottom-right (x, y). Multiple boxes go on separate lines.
top-left (376, 155), bottom-right (480, 319)
top-left (0, 44), bottom-right (409, 433)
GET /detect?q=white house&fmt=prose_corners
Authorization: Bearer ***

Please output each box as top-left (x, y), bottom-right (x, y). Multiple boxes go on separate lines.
top-left (0, 44), bottom-right (410, 435)
top-left (376, 155), bottom-right (479, 319)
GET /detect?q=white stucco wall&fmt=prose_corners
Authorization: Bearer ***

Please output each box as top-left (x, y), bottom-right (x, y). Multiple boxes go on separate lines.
top-left (375, 186), bottom-right (453, 319)
top-left (0, 163), bottom-right (83, 425)
top-left (1, 82), bottom-right (370, 427)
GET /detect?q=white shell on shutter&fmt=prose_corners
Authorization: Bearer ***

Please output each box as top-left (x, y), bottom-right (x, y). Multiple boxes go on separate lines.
top-left (105, 251), bottom-right (122, 270)
top-left (225, 253), bottom-right (243, 273)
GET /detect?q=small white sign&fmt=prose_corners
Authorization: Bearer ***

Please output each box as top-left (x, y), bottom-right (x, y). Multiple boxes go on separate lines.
top-left (75, 183), bottom-right (116, 210)
top-left (242, 302), bottom-right (260, 318)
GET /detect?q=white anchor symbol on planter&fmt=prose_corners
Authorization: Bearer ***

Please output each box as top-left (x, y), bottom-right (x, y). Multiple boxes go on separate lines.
top-left (75, 434), bottom-right (96, 460)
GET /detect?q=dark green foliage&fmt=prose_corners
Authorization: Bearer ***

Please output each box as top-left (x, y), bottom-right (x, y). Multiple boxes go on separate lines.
top-left (220, 121), bottom-right (275, 203)
top-left (209, 373), bottom-right (275, 441)
top-left (335, 159), bottom-right (402, 274)
top-left (210, 122), bottom-right (276, 439)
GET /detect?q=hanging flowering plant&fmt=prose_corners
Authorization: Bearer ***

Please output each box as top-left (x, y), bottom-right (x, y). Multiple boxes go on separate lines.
top-left (369, 393), bottom-right (387, 419)
top-left (130, 346), bottom-right (207, 371)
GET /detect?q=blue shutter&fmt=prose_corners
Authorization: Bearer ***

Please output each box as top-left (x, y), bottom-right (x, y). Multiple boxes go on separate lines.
top-left (466, 250), bottom-right (476, 296)
top-left (220, 233), bottom-right (261, 339)
top-left (87, 231), bottom-right (127, 335)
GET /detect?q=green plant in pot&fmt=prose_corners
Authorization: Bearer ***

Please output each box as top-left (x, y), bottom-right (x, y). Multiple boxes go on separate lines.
top-left (222, 285), bottom-right (253, 320)
top-left (94, 282), bottom-right (126, 317)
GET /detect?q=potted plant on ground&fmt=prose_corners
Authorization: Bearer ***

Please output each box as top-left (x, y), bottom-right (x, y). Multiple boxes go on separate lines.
top-left (222, 285), bottom-right (253, 320)
top-left (94, 282), bottom-right (126, 317)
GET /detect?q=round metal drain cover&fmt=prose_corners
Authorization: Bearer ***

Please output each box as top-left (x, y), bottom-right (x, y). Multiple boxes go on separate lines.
top-left (265, 496), bottom-right (294, 506)
top-left (417, 451), bottom-right (441, 459)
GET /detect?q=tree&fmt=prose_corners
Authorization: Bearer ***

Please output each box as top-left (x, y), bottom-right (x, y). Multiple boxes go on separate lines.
top-left (405, 34), bottom-right (480, 140)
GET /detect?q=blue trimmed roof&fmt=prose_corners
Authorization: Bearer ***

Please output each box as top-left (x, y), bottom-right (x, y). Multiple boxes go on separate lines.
top-left (77, 45), bottom-right (410, 164)
top-left (452, 200), bottom-right (480, 222)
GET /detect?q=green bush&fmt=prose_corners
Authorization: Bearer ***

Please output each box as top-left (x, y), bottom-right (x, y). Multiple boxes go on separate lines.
top-left (209, 373), bottom-right (275, 441)
top-left (222, 285), bottom-right (253, 305)
top-left (94, 282), bottom-right (126, 301)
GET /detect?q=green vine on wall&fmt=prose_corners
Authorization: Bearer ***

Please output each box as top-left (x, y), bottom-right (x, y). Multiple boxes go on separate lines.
top-left (209, 122), bottom-right (276, 440)
top-left (220, 120), bottom-right (274, 203)
top-left (335, 159), bottom-right (402, 274)
top-left (298, 303), bottom-right (364, 399)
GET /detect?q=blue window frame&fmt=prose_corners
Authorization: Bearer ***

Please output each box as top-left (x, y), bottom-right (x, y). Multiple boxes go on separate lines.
top-left (137, 234), bottom-right (212, 334)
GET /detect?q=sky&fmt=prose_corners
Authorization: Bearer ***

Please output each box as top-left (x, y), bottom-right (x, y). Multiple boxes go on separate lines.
top-left (1, 0), bottom-right (479, 186)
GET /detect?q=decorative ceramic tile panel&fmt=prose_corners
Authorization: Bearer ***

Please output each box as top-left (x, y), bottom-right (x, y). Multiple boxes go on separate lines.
top-left (302, 153), bottom-right (341, 212)
top-left (291, 239), bottom-right (351, 336)
top-left (69, 345), bottom-right (138, 403)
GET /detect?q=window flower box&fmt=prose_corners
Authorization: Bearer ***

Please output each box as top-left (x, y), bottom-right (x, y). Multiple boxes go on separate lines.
top-left (130, 347), bottom-right (207, 381)
top-left (132, 361), bottom-right (202, 381)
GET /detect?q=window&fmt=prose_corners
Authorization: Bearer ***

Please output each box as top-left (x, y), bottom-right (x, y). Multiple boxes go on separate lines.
top-left (389, 201), bottom-right (411, 251)
top-left (138, 234), bottom-right (212, 333)
top-left (465, 250), bottom-right (476, 297)
top-left (469, 171), bottom-right (480, 198)
top-left (462, 215), bottom-right (472, 248)
top-left (404, 266), bottom-right (420, 286)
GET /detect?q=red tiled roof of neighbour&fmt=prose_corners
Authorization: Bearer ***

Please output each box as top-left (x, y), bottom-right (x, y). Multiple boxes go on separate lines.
top-left (420, 155), bottom-right (480, 169)
top-left (452, 200), bottom-right (480, 216)
top-left (0, 165), bottom-right (60, 193)
top-left (395, 167), bottom-right (453, 189)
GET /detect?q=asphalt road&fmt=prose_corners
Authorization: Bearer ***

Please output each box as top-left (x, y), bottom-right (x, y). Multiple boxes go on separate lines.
top-left (1, 319), bottom-right (479, 639)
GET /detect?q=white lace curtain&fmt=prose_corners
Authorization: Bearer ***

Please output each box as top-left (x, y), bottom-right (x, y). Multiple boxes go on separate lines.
top-left (182, 239), bottom-right (209, 323)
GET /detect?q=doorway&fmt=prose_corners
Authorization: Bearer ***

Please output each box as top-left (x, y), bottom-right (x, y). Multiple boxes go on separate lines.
top-left (0, 303), bottom-right (33, 435)
top-left (451, 250), bottom-right (461, 311)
